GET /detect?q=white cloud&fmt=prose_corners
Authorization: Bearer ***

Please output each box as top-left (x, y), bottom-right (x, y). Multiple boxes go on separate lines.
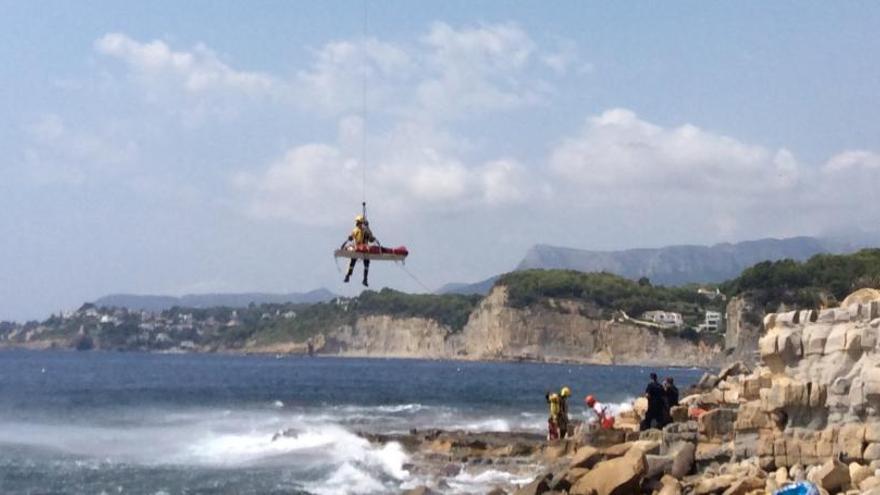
top-left (823, 150), bottom-right (880, 172)
top-left (543, 109), bottom-right (880, 241)
top-left (95, 33), bottom-right (277, 96)
top-left (294, 38), bottom-right (413, 116)
top-left (416, 22), bottom-right (544, 117)
top-left (234, 117), bottom-right (534, 225)
top-left (549, 108), bottom-right (802, 199)
top-left (22, 114), bottom-right (137, 185)
top-left (94, 24), bottom-right (576, 125)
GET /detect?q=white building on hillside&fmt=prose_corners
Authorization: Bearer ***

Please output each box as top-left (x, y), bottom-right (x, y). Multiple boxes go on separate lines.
top-left (641, 310), bottom-right (684, 328)
top-left (697, 287), bottom-right (726, 301)
top-left (698, 311), bottom-right (723, 332)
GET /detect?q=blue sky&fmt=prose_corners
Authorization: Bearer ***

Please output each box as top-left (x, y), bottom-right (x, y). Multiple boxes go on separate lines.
top-left (1, 1), bottom-right (879, 320)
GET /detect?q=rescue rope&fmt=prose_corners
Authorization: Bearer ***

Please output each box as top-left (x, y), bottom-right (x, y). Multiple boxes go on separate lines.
top-left (396, 262), bottom-right (432, 293)
top-left (361, 0), bottom-right (368, 207)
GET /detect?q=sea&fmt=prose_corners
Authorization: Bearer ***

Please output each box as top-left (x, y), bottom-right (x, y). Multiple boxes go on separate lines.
top-left (0, 350), bottom-right (706, 494)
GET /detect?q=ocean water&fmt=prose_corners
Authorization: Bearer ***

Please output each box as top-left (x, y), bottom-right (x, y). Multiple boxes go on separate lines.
top-left (0, 350), bottom-right (705, 494)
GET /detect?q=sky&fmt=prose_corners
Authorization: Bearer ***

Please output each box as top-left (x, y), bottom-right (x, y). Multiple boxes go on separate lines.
top-left (1, 1), bottom-right (879, 321)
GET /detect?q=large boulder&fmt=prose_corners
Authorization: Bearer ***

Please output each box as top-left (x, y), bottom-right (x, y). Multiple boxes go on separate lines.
top-left (669, 442), bottom-right (695, 479)
top-left (549, 468), bottom-right (590, 492)
top-left (693, 474), bottom-right (737, 494)
top-left (570, 448), bottom-right (647, 495)
top-left (720, 476), bottom-right (765, 495)
top-left (698, 408), bottom-right (737, 441)
top-left (808, 458), bottom-right (850, 493)
top-left (850, 462), bottom-right (873, 488)
top-left (644, 454), bottom-right (674, 480)
top-left (570, 445), bottom-right (602, 469)
top-left (841, 288), bottom-right (880, 308)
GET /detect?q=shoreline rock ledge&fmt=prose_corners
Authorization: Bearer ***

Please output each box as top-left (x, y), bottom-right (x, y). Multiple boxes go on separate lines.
top-left (511, 288), bottom-right (880, 495)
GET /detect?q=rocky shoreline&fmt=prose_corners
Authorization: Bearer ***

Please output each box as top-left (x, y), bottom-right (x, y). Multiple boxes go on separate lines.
top-left (348, 290), bottom-right (880, 495)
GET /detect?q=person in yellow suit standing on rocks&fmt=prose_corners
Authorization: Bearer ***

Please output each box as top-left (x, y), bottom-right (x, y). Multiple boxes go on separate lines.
top-left (546, 393), bottom-right (561, 440)
top-left (558, 386), bottom-right (572, 438)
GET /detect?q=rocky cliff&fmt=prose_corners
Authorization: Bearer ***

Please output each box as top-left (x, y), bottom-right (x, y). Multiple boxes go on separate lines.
top-left (724, 295), bottom-right (764, 362)
top-left (299, 286), bottom-right (723, 367)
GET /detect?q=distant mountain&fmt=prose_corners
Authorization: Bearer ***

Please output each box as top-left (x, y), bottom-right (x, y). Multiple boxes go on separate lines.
top-left (517, 236), bottom-right (876, 287)
top-left (436, 276), bottom-right (500, 295)
top-left (94, 289), bottom-right (338, 312)
top-left (438, 235), bottom-right (880, 294)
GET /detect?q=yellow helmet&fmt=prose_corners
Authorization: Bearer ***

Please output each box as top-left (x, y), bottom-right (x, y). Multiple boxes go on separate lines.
top-left (560, 386), bottom-right (571, 398)
top-left (549, 393), bottom-right (559, 402)
top-left (354, 214), bottom-right (365, 224)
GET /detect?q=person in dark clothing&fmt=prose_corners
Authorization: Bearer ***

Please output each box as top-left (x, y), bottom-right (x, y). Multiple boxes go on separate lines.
top-left (641, 372), bottom-right (666, 431)
top-left (662, 376), bottom-right (679, 425)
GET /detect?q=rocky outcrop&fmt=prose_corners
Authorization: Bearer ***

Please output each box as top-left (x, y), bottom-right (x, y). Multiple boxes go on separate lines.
top-left (505, 287), bottom-right (880, 494)
top-left (313, 286), bottom-right (723, 366)
top-left (724, 296), bottom-right (764, 362)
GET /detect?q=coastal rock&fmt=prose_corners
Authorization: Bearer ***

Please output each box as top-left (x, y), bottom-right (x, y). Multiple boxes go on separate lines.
top-left (570, 445), bottom-right (602, 469)
top-left (570, 448), bottom-right (647, 495)
top-left (861, 476), bottom-right (880, 491)
top-left (657, 475), bottom-right (682, 495)
top-left (668, 441), bottom-right (695, 479)
top-left (550, 468), bottom-right (590, 492)
top-left (841, 288), bottom-right (880, 308)
top-left (645, 453), bottom-right (674, 480)
top-left (693, 474), bottom-right (737, 494)
top-left (720, 476), bottom-right (765, 495)
top-left (849, 462), bottom-right (873, 487)
top-left (809, 458), bottom-right (850, 493)
top-left (670, 405), bottom-right (689, 423)
top-left (718, 361), bottom-right (751, 382)
top-left (514, 472), bottom-right (552, 495)
top-left (699, 408), bottom-right (737, 441)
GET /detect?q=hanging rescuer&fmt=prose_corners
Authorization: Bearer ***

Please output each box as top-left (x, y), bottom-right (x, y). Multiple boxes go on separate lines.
top-left (334, 203), bottom-right (409, 286)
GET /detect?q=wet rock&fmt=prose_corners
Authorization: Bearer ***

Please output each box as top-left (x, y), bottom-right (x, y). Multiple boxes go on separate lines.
top-left (443, 463), bottom-right (461, 477)
top-left (514, 472), bottom-right (552, 495)
top-left (570, 447), bottom-right (647, 495)
top-left (403, 486), bottom-right (438, 495)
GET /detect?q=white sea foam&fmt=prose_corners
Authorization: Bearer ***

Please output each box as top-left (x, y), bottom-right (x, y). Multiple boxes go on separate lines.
top-left (446, 468), bottom-right (537, 494)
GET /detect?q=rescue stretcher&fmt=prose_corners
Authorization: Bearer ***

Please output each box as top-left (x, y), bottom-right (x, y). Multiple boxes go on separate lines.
top-left (334, 245), bottom-right (409, 262)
